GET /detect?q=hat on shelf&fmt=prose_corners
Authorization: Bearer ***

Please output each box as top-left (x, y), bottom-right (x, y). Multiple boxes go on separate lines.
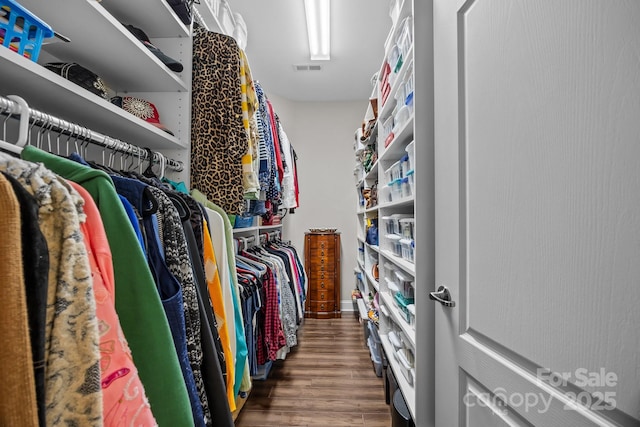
top-left (43, 62), bottom-right (109, 99)
top-left (111, 96), bottom-right (174, 136)
top-left (124, 24), bottom-right (183, 72)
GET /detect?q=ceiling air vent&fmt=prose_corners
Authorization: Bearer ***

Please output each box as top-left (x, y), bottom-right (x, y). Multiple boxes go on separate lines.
top-left (293, 64), bottom-right (323, 71)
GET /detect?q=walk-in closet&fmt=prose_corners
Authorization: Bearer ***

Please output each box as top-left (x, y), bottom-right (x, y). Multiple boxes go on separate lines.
top-left (1, 0), bottom-right (639, 426)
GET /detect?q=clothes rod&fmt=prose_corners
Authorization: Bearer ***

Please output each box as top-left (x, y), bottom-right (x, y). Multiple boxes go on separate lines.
top-left (0, 95), bottom-right (184, 172)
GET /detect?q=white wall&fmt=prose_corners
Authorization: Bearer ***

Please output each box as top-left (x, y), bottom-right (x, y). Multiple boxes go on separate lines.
top-left (268, 94), bottom-right (365, 310)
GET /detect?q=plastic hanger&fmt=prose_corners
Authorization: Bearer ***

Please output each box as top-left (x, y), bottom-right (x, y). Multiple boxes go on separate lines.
top-left (0, 95), bottom-right (30, 155)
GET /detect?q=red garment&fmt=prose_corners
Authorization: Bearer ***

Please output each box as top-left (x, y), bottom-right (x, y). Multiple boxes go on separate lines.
top-left (70, 182), bottom-right (157, 426)
top-left (266, 100), bottom-right (284, 186)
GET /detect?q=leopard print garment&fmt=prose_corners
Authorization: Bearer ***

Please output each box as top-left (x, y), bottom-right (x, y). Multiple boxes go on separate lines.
top-left (191, 27), bottom-right (248, 215)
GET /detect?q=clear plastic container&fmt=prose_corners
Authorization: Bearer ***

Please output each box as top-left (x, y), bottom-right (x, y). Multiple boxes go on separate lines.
top-left (401, 176), bottom-right (411, 198)
top-left (390, 213), bottom-right (412, 234)
top-left (390, 178), bottom-right (402, 201)
top-left (400, 238), bottom-right (415, 263)
top-left (381, 216), bottom-right (395, 235)
top-left (406, 169), bottom-right (415, 195)
top-left (399, 217), bottom-right (415, 240)
top-left (394, 105), bottom-right (411, 131)
top-left (394, 270), bottom-right (414, 300)
top-left (384, 159), bottom-right (401, 184)
top-left (386, 234), bottom-right (403, 256)
top-left (400, 153), bottom-right (410, 177)
top-left (396, 16), bottom-right (413, 59)
top-left (405, 140), bottom-right (415, 171)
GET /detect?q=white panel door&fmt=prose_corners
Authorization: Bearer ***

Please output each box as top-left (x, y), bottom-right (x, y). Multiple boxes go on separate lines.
top-left (433, 0), bottom-right (640, 426)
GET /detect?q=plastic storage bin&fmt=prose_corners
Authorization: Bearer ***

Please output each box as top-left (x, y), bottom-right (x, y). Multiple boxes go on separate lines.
top-left (406, 169), bottom-right (414, 195)
top-left (234, 215), bottom-right (254, 228)
top-left (367, 321), bottom-right (385, 377)
top-left (390, 213), bottom-right (412, 235)
top-left (400, 238), bottom-right (414, 263)
top-left (394, 270), bottom-right (414, 300)
top-left (0, 0), bottom-right (54, 62)
top-left (405, 140), bottom-right (415, 171)
top-left (400, 153), bottom-right (410, 177)
top-left (401, 176), bottom-right (411, 198)
top-left (386, 234), bottom-right (403, 257)
top-left (390, 179), bottom-right (402, 201)
top-left (381, 216), bottom-right (395, 235)
top-left (399, 218), bottom-right (415, 240)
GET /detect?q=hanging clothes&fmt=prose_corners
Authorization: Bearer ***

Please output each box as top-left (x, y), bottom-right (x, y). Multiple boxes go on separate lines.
top-left (191, 26), bottom-right (248, 215)
top-left (69, 182), bottom-right (157, 426)
top-left (20, 146), bottom-right (194, 427)
top-left (2, 171), bottom-right (48, 427)
top-left (0, 153), bottom-right (103, 427)
top-left (191, 189), bottom-right (252, 396)
top-left (112, 175), bottom-right (206, 427)
top-left (239, 49), bottom-right (261, 201)
top-left (0, 173), bottom-right (39, 427)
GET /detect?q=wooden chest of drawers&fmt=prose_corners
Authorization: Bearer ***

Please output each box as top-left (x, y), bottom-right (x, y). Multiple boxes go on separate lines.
top-left (304, 230), bottom-right (341, 319)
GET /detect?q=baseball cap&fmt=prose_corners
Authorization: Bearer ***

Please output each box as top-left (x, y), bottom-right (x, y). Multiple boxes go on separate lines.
top-left (44, 62), bottom-right (109, 99)
top-left (111, 96), bottom-right (174, 136)
top-left (124, 24), bottom-right (183, 73)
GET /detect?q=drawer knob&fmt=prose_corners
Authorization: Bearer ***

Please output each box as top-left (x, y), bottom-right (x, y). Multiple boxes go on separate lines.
top-left (321, 282), bottom-right (325, 288)
top-left (321, 294), bottom-right (325, 300)
top-left (321, 258), bottom-right (324, 264)
top-left (321, 251), bottom-right (325, 256)
top-left (320, 303), bottom-right (325, 310)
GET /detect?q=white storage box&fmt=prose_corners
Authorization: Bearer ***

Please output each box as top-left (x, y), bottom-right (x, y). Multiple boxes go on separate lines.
top-left (390, 179), bottom-right (402, 201)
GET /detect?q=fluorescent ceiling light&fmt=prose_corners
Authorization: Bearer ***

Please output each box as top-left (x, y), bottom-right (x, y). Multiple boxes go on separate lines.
top-left (304, 0), bottom-right (330, 60)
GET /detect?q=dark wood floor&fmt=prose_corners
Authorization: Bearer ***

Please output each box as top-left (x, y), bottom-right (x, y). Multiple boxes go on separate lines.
top-left (235, 316), bottom-right (391, 427)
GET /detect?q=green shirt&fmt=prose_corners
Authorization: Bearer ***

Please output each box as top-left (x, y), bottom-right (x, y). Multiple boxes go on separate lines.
top-left (22, 146), bottom-right (193, 427)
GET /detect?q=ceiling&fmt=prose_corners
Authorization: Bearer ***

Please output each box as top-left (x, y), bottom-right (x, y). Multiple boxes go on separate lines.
top-left (227, 0), bottom-right (391, 102)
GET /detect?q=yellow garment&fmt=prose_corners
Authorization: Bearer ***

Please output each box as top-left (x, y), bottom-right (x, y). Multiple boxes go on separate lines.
top-left (240, 49), bottom-right (260, 198)
top-left (202, 219), bottom-right (236, 411)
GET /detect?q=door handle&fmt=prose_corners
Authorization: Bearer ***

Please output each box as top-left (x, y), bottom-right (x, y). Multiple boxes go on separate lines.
top-left (429, 285), bottom-right (455, 307)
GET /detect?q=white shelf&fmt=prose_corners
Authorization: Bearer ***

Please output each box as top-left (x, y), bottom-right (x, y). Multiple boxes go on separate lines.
top-left (22, 0), bottom-right (189, 93)
top-left (379, 116), bottom-right (414, 162)
top-left (0, 48), bottom-right (185, 150)
top-left (365, 269), bottom-right (380, 292)
top-left (232, 224), bottom-right (283, 234)
top-left (379, 249), bottom-right (415, 276)
top-left (380, 292), bottom-right (415, 347)
top-left (381, 335), bottom-right (416, 420)
top-left (378, 196), bottom-right (414, 210)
